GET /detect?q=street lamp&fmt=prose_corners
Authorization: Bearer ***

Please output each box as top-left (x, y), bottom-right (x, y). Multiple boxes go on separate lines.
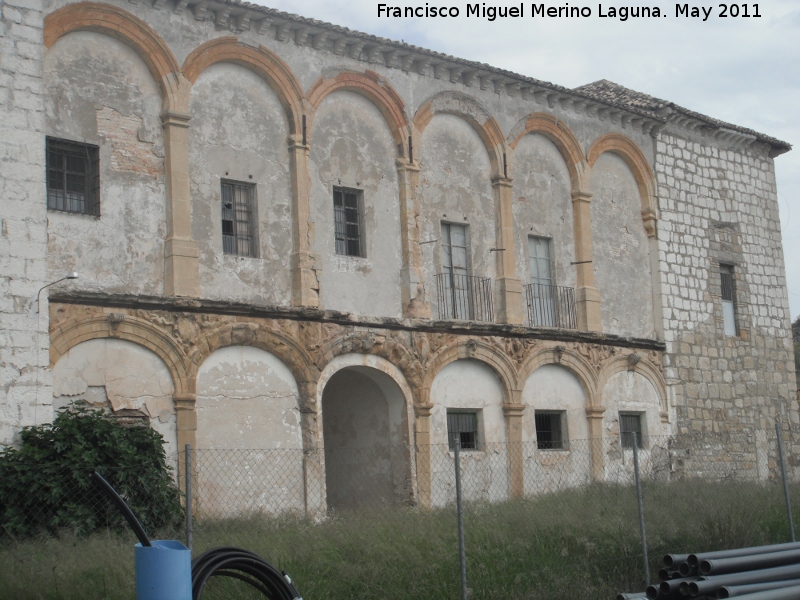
top-left (35, 271), bottom-right (79, 313)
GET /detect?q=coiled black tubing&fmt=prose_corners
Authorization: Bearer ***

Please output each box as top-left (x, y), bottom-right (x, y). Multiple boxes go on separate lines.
top-left (191, 546), bottom-right (302, 600)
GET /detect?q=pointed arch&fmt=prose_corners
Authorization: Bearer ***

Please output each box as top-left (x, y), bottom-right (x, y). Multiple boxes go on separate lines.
top-left (518, 346), bottom-right (598, 408)
top-left (49, 314), bottom-right (190, 396)
top-left (420, 340), bottom-right (519, 407)
top-left (413, 91), bottom-right (505, 175)
top-left (182, 37), bottom-right (305, 135)
top-left (44, 3), bottom-right (182, 111)
top-left (306, 69), bottom-right (408, 155)
top-left (507, 112), bottom-right (588, 192)
top-left (587, 133), bottom-right (658, 236)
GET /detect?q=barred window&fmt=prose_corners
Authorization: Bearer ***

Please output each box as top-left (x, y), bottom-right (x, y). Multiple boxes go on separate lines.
top-left (535, 411), bottom-right (566, 450)
top-left (447, 411), bottom-right (479, 451)
top-left (333, 187), bottom-right (365, 257)
top-left (620, 413), bottom-right (643, 449)
top-left (221, 180), bottom-right (258, 258)
top-left (46, 137), bottom-right (100, 216)
top-left (720, 264), bottom-right (737, 336)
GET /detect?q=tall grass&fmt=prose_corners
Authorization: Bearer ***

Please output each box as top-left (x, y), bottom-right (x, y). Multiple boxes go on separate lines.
top-left (0, 480), bottom-right (795, 599)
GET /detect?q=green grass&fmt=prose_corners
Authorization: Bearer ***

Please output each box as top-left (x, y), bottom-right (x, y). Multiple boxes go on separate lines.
top-left (1, 480), bottom-right (796, 599)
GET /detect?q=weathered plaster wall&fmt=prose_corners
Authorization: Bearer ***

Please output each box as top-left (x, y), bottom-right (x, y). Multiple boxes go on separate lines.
top-left (590, 152), bottom-right (655, 339)
top-left (655, 133), bottom-right (798, 436)
top-left (0, 0), bottom-right (50, 446)
top-left (429, 359), bottom-right (508, 504)
top-left (521, 365), bottom-right (589, 444)
top-left (418, 114), bottom-right (496, 319)
top-left (44, 31), bottom-right (166, 295)
top-left (510, 134), bottom-right (577, 299)
top-left (309, 90), bottom-right (402, 317)
top-left (189, 63), bottom-right (292, 306)
top-left (51, 338), bottom-right (177, 456)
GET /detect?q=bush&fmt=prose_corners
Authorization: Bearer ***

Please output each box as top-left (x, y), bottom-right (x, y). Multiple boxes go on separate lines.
top-left (0, 403), bottom-right (183, 539)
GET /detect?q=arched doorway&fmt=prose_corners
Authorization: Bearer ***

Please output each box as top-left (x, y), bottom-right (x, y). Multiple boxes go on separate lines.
top-left (320, 364), bottom-right (412, 511)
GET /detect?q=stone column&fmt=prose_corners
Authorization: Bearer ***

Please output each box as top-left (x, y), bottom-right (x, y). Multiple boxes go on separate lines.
top-left (162, 111), bottom-right (200, 297)
top-left (288, 134), bottom-right (320, 307)
top-left (503, 403), bottom-right (526, 499)
top-left (571, 191), bottom-right (602, 332)
top-left (396, 159), bottom-right (430, 318)
top-left (414, 403), bottom-right (434, 509)
top-left (586, 406), bottom-right (606, 481)
top-left (491, 175), bottom-right (524, 324)
top-left (174, 392), bottom-right (197, 490)
top-left (298, 383), bottom-right (327, 517)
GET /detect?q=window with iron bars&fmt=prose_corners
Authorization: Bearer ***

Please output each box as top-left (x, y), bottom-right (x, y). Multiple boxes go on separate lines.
top-left (333, 187), bottom-right (365, 257)
top-left (46, 137), bottom-right (100, 216)
top-left (720, 264), bottom-right (737, 336)
top-left (535, 411), bottom-right (566, 450)
top-left (447, 411), bottom-right (479, 451)
top-left (619, 412), bottom-right (644, 449)
top-left (221, 180), bottom-right (258, 258)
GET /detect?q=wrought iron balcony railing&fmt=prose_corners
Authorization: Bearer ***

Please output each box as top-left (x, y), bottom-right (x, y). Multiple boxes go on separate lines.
top-left (524, 283), bottom-right (577, 329)
top-left (435, 273), bottom-right (494, 322)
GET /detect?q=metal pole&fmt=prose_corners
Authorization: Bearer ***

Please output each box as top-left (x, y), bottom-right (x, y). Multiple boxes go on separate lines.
top-left (632, 433), bottom-right (650, 587)
top-left (454, 439), bottom-right (468, 600)
top-left (776, 423), bottom-right (795, 542)
top-left (185, 443), bottom-right (193, 552)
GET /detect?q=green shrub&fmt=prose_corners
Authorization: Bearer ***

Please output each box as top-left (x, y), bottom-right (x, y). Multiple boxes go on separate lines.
top-left (0, 403), bottom-right (182, 539)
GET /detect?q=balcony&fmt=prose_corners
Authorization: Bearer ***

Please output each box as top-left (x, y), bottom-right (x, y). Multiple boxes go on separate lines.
top-left (524, 283), bottom-right (577, 329)
top-left (435, 273), bottom-right (494, 322)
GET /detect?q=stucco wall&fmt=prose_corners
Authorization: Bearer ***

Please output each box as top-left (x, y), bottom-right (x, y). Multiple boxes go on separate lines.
top-left (44, 31), bottom-right (167, 295)
top-left (310, 90), bottom-right (403, 317)
top-left (189, 63), bottom-right (292, 306)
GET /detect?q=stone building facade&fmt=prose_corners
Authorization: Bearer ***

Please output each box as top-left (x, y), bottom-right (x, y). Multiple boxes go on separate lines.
top-left (0, 0), bottom-right (796, 510)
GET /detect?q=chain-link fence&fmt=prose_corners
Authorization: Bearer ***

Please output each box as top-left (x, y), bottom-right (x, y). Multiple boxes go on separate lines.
top-left (4, 427), bottom-right (800, 598)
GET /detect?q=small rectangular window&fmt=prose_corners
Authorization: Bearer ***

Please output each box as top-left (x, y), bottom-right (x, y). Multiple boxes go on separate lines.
top-left (46, 137), bottom-right (100, 216)
top-left (333, 187), bottom-right (365, 257)
top-left (720, 264), bottom-right (737, 336)
top-left (447, 411), bottom-right (479, 451)
top-left (620, 413), bottom-right (643, 449)
top-left (221, 180), bottom-right (258, 258)
top-left (535, 411), bottom-right (566, 450)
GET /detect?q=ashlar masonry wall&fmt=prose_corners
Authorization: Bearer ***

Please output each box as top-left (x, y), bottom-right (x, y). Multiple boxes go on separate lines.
top-left (655, 132), bottom-right (798, 436)
top-left (0, 0), bottom-right (55, 444)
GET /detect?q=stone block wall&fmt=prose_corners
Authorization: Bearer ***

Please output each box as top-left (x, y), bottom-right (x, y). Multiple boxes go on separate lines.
top-left (655, 132), bottom-right (798, 437)
top-left (0, 0), bottom-right (53, 445)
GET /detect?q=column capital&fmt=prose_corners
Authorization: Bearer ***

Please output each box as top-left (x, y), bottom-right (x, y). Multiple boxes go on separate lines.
top-left (415, 403), bottom-right (434, 418)
top-left (396, 158), bottom-right (421, 173)
top-left (502, 403), bottom-right (526, 418)
top-left (586, 406), bottom-right (606, 420)
top-left (287, 134), bottom-right (310, 152)
top-left (490, 174), bottom-right (513, 188)
top-left (161, 111), bottom-right (191, 128)
top-left (571, 190), bottom-right (593, 203)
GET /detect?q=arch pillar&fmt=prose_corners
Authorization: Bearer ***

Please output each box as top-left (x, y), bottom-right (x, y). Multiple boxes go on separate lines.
top-left (492, 175), bottom-right (524, 324)
top-left (586, 405), bottom-right (606, 481)
top-left (162, 99), bottom-right (200, 297)
top-left (397, 159), bottom-right (430, 318)
top-left (503, 401), bottom-right (525, 498)
top-left (298, 381), bottom-right (326, 515)
top-left (572, 190), bottom-right (602, 332)
top-left (174, 391), bottom-right (196, 490)
top-left (414, 402), bottom-right (434, 509)
top-left (289, 133), bottom-right (321, 307)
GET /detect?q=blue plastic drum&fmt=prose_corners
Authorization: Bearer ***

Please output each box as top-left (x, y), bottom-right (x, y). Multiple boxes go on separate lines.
top-left (135, 540), bottom-right (192, 600)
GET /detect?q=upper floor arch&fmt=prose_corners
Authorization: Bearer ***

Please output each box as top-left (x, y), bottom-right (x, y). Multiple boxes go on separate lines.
top-left (44, 3), bottom-right (182, 112)
top-left (413, 91), bottom-right (505, 176)
top-left (182, 37), bottom-right (305, 134)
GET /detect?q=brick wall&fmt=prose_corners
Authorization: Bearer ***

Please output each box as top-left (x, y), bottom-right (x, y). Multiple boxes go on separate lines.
top-left (0, 0), bottom-right (52, 445)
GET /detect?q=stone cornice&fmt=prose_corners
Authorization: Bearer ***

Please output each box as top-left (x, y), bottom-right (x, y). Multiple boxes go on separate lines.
top-left (49, 291), bottom-right (666, 352)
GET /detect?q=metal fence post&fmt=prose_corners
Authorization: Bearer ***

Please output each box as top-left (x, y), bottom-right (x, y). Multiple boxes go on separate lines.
top-left (632, 433), bottom-right (650, 587)
top-left (776, 423), bottom-right (795, 542)
top-left (185, 443), bottom-right (193, 552)
top-left (454, 439), bottom-right (468, 600)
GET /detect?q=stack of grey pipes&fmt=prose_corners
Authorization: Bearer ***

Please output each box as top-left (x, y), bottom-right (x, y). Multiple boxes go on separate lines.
top-left (617, 542), bottom-right (800, 600)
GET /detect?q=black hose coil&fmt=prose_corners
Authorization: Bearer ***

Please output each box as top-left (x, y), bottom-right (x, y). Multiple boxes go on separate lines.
top-left (191, 546), bottom-right (302, 600)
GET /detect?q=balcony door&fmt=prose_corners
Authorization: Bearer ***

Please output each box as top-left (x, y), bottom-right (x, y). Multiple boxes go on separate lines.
top-left (528, 236), bottom-right (556, 326)
top-left (441, 223), bottom-right (471, 320)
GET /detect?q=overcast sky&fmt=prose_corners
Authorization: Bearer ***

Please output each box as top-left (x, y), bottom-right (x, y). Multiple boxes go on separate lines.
top-left (257, 0), bottom-right (799, 321)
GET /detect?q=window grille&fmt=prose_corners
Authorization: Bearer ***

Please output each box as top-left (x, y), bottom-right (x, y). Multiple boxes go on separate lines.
top-left (447, 411), bottom-right (478, 451)
top-left (221, 180), bottom-right (258, 258)
top-left (535, 412), bottom-right (564, 450)
top-left (620, 413), bottom-right (643, 449)
top-left (46, 137), bottom-right (100, 216)
top-left (720, 264), bottom-right (737, 336)
top-left (333, 187), bottom-right (365, 257)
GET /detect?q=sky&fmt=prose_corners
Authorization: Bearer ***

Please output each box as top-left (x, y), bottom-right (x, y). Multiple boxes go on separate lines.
top-left (257, 0), bottom-right (799, 322)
